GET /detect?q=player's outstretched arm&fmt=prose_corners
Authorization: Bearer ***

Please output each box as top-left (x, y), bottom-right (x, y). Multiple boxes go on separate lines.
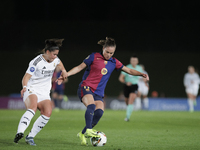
top-left (122, 66), bottom-right (149, 81)
top-left (67, 62), bottom-right (87, 77)
top-left (56, 62), bottom-right (87, 85)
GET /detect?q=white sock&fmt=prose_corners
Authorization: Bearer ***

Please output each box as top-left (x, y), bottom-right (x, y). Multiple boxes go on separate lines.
top-left (17, 109), bottom-right (35, 133)
top-left (188, 99), bottom-right (194, 111)
top-left (143, 98), bottom-right (149, 109)
top-left (135, 97), bottom-right (141, 110)
top-left (28, 115), bottom-right (50, 138)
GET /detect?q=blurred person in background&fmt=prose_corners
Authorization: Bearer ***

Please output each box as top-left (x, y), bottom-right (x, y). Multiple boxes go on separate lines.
top-left (14, 39), bottom-right (67, 146)
top-left (51, 67), bottom-right (68, 111)
top-left (151, 91), bottom-right (158, 97)
top-left (135, 64), bottom-right (149, 110)
top-left (184, 66), bottom-right (200, 112)
top-left (119, 55), bottom-right (143, 121)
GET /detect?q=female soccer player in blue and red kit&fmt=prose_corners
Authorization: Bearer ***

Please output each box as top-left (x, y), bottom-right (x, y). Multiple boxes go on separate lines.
top-left (57, 37), bottom-right (149, 145)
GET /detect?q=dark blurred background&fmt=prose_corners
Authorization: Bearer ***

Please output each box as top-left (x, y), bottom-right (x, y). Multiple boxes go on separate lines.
top-left (1, 0), bottom-right (200, 97)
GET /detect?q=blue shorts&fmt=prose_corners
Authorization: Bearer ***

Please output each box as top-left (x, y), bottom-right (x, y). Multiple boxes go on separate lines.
top-left (77, 86), bottom-right (103, 102)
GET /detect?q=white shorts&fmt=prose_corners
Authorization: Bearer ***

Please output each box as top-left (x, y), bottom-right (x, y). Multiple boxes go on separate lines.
top-left (138, 83), bottom-right (149, 96)
top-left (186, 86), bottom-right (199, 96)
top-left (23, 86), bottom-right (51, 103)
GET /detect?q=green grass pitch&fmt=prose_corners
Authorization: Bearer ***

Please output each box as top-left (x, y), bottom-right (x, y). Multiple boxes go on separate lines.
top-left (0, 109), bottom-right (199, 150)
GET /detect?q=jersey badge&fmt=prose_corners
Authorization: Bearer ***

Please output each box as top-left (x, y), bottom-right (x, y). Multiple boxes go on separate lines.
top-left (101, 68), bottom-right (108, 75)
top-left (30, 67), bottom-right (35, 72)
top-left (43, 66), bottom-right (46, 69)
top-left (104, 61), bottom-right (108, 65)
top-left (84, 86), bottom-right (90, 91)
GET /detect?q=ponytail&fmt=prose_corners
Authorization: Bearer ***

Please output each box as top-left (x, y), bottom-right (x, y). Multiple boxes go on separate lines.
top-left (97, 37), bottom-right (116, 48)
top-left (44, 38), bottom-right (64, 52)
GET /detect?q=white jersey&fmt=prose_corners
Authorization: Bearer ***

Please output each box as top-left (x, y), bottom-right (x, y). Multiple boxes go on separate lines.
top-left (184, 72), bottom-right (200, 88)
top-left (184, 72), bottom-right (200, 96)
top-left (26, 54), bottom-right (60, 94)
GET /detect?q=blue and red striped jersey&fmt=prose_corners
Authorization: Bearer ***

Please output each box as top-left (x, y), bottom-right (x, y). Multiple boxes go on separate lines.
top-left (79, 52), bottom-right (124, 97)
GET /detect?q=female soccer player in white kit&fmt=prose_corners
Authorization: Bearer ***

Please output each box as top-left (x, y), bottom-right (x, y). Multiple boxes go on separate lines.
top-left (135, 64), bottom-right (149, 110)
top-left (14, 39), bottom-right (68, 146)
top-left (184, 66), bottom-right (200, 112)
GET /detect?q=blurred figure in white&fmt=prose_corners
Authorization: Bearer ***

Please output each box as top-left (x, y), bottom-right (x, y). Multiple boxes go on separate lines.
top-left (135, 64), bottom-right (149, 110)
top-left (184, 66), bottom-right (200, 112)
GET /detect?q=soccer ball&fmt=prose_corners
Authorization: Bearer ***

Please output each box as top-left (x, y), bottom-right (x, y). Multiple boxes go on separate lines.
top-left (90, 131), bottom-right (107, 146)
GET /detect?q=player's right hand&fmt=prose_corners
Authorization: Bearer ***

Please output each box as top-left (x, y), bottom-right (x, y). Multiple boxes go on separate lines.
top-left (20, 87), bottom-right (26, 98)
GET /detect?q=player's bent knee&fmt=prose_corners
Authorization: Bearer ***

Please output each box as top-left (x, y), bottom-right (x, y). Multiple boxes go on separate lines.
top-left (28, 107), bottom-right (37, 113)
top-left (42, 111), bottom-right (52, 117)
top-left (40, 108), bottom-right (52, 117)
top-left (25, 103), bottom-right (37, 112)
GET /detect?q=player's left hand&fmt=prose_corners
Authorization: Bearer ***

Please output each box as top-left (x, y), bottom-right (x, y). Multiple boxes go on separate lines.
top-left (142, 74), bottom-right (149, 81)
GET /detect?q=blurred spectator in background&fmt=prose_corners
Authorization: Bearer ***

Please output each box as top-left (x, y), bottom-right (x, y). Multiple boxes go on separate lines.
top-left (119, 55), bottom-right (143, 121)
top-left (135, 64), bottom-right (149, 110)
top-left (151, 91), bottom-right (158, 98)
top-left (184, 66), bottom-right (200, 112)
top-left (160, 92), bottom-right (165, 97)
top-left (51, 67), bottom-right (68, 111)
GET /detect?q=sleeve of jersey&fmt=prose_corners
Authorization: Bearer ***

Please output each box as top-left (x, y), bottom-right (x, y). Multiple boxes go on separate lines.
top-left (183, 74), bottom-right (188, 87)
top-left (83, 53), bottom-right (94, 66)
top-left (57, 58), bottom-right (60, 65)
top-left (115, 58), bottom-right (124, 71)
top-left (26, 60), bottom-right (37, 75)
top-left (195, 74), bottom-right (200, 84)
top-left (55, 57), bottom-right (60, 67)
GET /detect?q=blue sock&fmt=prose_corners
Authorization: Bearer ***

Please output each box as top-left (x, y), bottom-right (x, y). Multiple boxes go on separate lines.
top-left (82, 109), bottom-right (103, 134)
top-left (82, 104), bottom-right (95, 134)
top-left (92, 109), bottom-right (104, 128)
top-left (126, 104), bottom-right (133, 119)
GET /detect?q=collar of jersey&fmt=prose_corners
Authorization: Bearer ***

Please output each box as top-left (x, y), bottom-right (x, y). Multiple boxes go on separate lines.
top-left (40, 54), bottom-right (53, 63)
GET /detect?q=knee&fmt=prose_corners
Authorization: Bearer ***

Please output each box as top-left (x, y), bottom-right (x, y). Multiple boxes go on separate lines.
top-left (27, 106), bottom-right (37, 113)
top-left (41, 109), bottom-right (52, 117)
top-left (25, 100), bottom-right (37, 112)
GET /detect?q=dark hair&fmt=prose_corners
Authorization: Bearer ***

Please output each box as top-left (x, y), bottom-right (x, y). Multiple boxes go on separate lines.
top-left (131, 54), bottom-right (138, 58)
top-left (42, 38), bottom-right (64, 53)
top-left (97, 37), bottom-right (116, 48)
